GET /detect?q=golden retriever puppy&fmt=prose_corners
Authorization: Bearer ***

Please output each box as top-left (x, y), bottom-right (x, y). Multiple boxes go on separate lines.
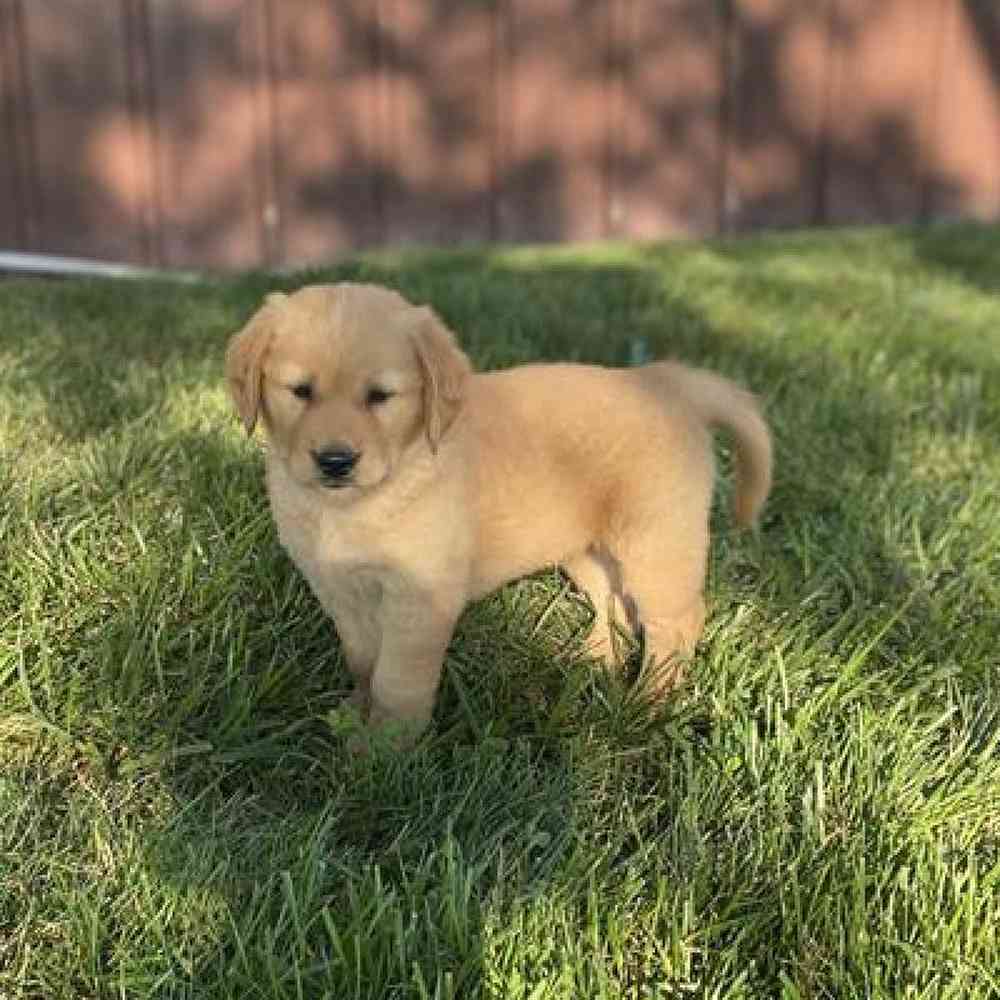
top-left (226, 283), bottom-right (772, 742)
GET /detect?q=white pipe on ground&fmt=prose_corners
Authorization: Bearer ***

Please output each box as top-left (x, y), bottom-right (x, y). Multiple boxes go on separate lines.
top-left (0, 251), bottom-right (201, 282)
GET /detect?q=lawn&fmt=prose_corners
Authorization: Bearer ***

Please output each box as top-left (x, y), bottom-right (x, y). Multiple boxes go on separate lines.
top-left (2, 223), bottom-right (999, 999)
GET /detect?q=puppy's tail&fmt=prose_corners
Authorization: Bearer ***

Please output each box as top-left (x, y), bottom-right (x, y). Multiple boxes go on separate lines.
top-left (647, 362), bottom-right (773, 528)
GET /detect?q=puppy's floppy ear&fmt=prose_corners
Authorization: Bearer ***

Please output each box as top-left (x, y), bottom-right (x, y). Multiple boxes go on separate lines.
top-left (224, 293), bottom-right (285, 435)
top-left (409, 306), bottom-right (471, 452)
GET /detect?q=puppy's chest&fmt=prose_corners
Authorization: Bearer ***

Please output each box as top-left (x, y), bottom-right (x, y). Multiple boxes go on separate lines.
top-left (268, 484), bottom-right (385, 581)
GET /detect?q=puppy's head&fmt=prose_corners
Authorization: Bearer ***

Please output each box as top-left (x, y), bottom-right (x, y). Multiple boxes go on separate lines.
top-left (225, 283), bottom-right (470, 497)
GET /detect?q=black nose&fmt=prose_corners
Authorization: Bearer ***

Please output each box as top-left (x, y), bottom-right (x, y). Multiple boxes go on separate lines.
top-left (313, 446), bottom-right (359, 482)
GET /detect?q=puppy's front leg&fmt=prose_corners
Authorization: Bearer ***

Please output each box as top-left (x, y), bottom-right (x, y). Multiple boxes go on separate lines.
top-left (367, 579), bottom-right (464, 743)
top-left (332, 609), bottom-right (380, 713)
top-left (320, 577), bottom-right (382, 713)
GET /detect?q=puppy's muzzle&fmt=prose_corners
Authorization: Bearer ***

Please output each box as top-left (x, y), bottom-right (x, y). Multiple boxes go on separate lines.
top-left (313, 446), bottom-right (360, 486)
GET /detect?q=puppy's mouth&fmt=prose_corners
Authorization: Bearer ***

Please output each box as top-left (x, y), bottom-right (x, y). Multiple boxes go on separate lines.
top-left (317, 474), bottom-right (355, 490)
top-left (314, 469), bottom-right (391, 493)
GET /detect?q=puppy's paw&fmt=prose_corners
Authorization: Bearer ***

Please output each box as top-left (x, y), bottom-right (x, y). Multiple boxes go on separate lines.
top-left (346, 718), bottom-right (425, 756)
top-left (361, 704), bottom-right (429, 752)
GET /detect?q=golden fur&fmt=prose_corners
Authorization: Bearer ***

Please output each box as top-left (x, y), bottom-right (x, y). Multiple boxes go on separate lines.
top-left (226, 283), bottom-right (772, 741)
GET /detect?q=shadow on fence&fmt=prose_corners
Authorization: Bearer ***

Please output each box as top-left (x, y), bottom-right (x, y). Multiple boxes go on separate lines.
top-left (2, 0), bottom-right (996, 268)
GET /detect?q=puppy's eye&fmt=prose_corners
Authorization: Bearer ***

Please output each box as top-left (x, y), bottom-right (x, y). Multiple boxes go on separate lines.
top-left (365, 386), bottom-right (395, 407)
top-left (291, 383), bottom-right (313, 401)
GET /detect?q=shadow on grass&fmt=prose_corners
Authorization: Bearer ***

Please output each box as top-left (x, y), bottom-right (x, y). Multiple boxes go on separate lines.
top-left (16, 242), bottom-right (964, 775)
top-left (15, 240), bottom-right (979, 720)
top-left (905, 222), bottom-right (1000, 296)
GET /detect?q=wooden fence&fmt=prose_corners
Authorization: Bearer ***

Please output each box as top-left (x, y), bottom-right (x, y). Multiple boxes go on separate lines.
top-left (1, 0), bottom-right (998, 270)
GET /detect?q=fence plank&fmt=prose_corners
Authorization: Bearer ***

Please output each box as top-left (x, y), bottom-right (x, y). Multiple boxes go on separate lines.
top-left (499, 0), bottom-right (613, 243)
top-left (121, 0), bottom-right (163, 265)
top-left (824, 0), bottom-right (943, 225)
top-left (617, 0), bottom-right (726, 240)
top-left (925, 0), bottom-right (1000, 220)
top-left (147, 0), bottom-right (272, 269)
top-left (0, 1), bottom-right (25, 247)
top-left (378, 0), bottom-right (496, 247)
top-left (269, 0), bottom-right (381, 262)
top-left (19, 0), bottom-right (144, 260)
top-left (723, 0), bottom-right (833, 231)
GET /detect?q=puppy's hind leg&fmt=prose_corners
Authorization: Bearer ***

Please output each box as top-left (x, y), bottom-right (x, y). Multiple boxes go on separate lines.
top-left (563, 548), bottom-right (630, 665)
top-left (615, 532), bottom-right (708, 697)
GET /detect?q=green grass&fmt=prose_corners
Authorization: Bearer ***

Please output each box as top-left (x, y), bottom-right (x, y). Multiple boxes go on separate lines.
top-left (2, 222), bottom-right (999, 999)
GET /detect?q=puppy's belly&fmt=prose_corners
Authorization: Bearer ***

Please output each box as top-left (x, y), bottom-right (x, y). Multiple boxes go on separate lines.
top-left (468, 512), bottom-right (591, 600)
